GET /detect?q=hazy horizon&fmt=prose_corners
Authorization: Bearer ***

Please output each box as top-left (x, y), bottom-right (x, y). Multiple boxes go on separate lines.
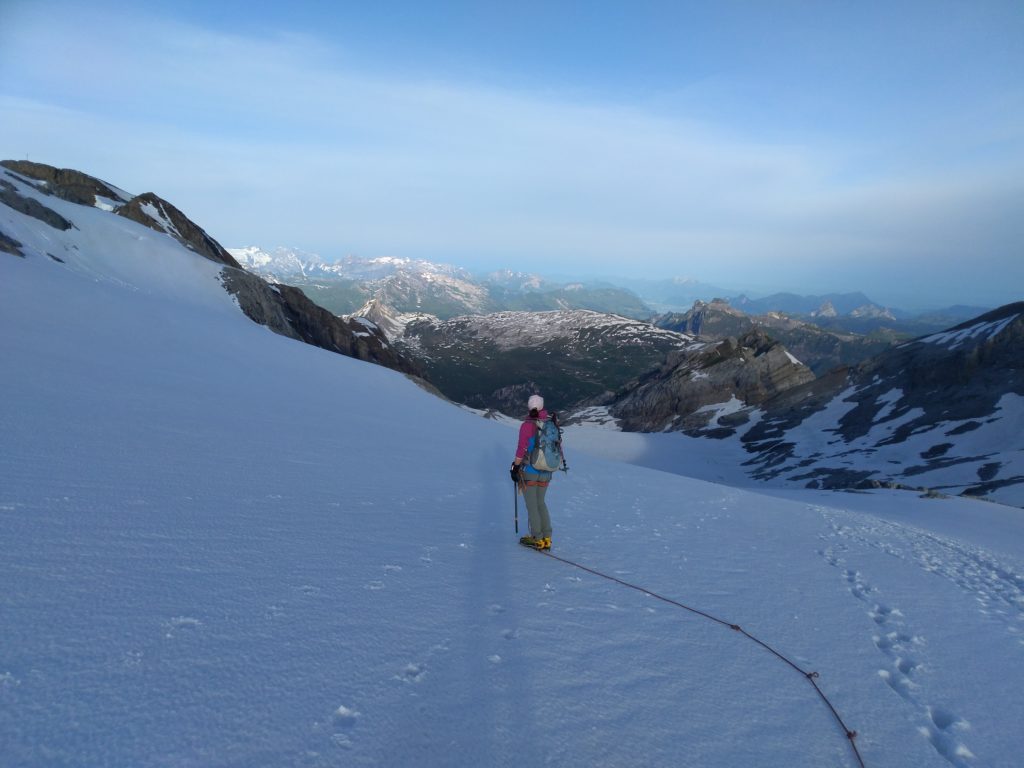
top-left (2, 1), bottom-right (1022, 310)
top-left (231, 244), bottom-right (1000, 313)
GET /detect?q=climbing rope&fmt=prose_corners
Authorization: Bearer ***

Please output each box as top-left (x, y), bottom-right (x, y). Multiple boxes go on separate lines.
top-left (537, 549), bottom-right (866, 768)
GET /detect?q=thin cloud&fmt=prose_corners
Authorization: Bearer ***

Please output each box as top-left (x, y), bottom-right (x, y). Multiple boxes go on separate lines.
top-left (1, 5), bottom-right (1021, 308)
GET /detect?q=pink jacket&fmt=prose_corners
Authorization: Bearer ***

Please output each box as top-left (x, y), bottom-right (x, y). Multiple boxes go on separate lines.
top-left (516, 409), bottom-right (549, 461)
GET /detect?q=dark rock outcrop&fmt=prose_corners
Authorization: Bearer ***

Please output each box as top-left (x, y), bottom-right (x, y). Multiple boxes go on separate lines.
top-left (0, 160), bottom-right (129, 206)
top-left (608, 329), bottom-right (816, 433)
top-left (0, 178), bottom-right (74, 231)
top-left (0, 227), bottom-right (24, 256)
top-left (221, 267), bottom-right (422, 377)
top-left (116, 193), bottom-right (241, 269)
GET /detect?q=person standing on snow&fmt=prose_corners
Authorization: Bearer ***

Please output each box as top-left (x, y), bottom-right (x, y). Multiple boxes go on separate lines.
top-left (512, 394), bottom-right (555, 550)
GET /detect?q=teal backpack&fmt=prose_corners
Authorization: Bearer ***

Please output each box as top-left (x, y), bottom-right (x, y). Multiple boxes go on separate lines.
top-left (528, 416), bottom-right (566, 472)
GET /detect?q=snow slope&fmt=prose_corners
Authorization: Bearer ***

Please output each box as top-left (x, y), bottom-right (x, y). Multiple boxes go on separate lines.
top-left (3, 198), bottom-right (1024, 766)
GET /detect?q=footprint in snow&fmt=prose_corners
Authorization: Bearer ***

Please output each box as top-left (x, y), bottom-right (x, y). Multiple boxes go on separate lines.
top-left (0, 672), bottom-right (21, 688)
top-left (398, 663), bottom-right (426, 683)
top-left (817, 534), bottom-right (974, 767)
top-left (334, 704), bottom-right (360, 727)
top-left (920, 707), bottom-right (975, 767)
top-left (163, 616), bottom-right (202, 639)
top-left (331, 733), bottom-right (354, 749)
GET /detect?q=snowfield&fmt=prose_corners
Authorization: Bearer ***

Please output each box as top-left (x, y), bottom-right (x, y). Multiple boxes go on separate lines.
top-left (2, 188), bottom-right (1024, 766)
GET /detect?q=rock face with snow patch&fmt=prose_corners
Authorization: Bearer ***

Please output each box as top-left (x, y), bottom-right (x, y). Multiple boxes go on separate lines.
top-left (742, 303), bottom-right (1024, 497)
top-left (0, 227), bottom-right (24, 256)
top-left (221, 269), bottom-right (421, 376)
top-left (117, 193), bottom-right (241, 269)
top-left (0, 178), bottom-right (74, 233)
top-left (607, 329), bottom-right (816, 433)
top-left (0, 160), bottom-right (130, 208)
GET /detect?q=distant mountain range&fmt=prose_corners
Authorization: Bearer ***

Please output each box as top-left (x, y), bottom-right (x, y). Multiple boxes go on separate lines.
top-left (231, 245), bottom-right (1015, 441)
top-left (653, 299), bottom-right (895, 375)
top-left (229, 246), bottom-right (651, 320)
top-left (231, 245), bottom-right (989, 334)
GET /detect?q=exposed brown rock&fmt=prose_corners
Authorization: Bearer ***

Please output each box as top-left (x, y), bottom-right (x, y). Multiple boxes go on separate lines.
top-left (221, 267), bottom-right (423, 377)
top-left (0, 226), bottom-right (25, 256)
top-left (116, 193), bottom-right (241, 268)
top-left (1, 160), bottom-right (128, 206)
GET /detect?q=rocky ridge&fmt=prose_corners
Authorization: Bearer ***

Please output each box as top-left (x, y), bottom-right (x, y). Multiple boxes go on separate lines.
top-left (220, 270), bottom-right (420, 375)
top-left (655, 299), bottom-right (898, 375)
top-left (117, 193), bottom-right (241, 269)
top-left (605, 329), bottom-right (816, 434)
top-left (1, 161), bottom-right (419, 379)
top-left (0, 160), bottom-right (131, 208)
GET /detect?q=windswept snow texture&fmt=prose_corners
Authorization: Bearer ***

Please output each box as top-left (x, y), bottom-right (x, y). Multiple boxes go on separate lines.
top-left (3, 184), bottom-right (1024, 766)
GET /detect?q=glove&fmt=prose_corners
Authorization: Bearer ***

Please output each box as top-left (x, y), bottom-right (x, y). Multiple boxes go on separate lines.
top-left (510, 462), bottom-right (521, 483)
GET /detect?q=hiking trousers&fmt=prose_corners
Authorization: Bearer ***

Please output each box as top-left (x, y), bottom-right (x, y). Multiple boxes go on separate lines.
top-left (522, 475), bottom-right (552, 539)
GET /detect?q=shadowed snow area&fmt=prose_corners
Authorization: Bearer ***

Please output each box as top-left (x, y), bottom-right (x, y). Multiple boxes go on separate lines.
top-left (2, 197), bottom-right (1024, 766)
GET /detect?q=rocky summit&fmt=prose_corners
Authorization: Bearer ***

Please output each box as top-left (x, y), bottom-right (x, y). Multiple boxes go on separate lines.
top-left (233, 246), bottom-right (653, 320)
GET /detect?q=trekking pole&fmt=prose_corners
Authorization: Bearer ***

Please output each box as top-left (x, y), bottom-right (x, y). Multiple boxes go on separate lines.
top-left (552, 411), bottom-right (569, 472)
top-left (514, 476), bottom-right (519, 533)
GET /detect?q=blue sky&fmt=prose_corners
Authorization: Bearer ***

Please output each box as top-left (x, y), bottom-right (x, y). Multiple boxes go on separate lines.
top-left (1, 1), bottom-right (1022, 309)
